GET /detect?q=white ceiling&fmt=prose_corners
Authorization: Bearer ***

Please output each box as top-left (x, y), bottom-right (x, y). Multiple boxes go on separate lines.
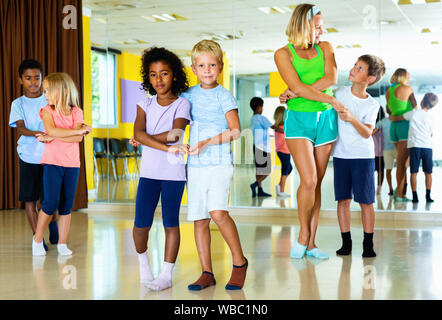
top-left (83, 0), bottom-right (442, 88)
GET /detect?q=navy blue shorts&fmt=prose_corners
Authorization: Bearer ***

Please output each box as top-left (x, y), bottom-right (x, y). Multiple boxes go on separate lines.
top-left (409, 147), bottom-right (433, 174)
top-left (42, 164), bottom-right (80, 216)
top-left (134, 178), bottom-right (186, 228)
top-left (277, 152), bottom-right (293, 176)
top-left (333, 158), bottom-right (375, 205)
top-left (374, 156), bottom-right (384, 172)
top-left (19, 159), bottom-right (44, 202)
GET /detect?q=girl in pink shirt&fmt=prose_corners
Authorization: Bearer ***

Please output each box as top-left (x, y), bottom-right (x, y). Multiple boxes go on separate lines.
top-left (274, 106), bottom-right (293, 197)
top-left (32, 73), bottom-right (91, 256)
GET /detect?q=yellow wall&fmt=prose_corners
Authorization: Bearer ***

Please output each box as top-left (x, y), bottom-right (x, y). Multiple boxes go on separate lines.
top-left (83, 15), bottom-right (94, 190)
top-left (269, 72), bottom-right (286, 97)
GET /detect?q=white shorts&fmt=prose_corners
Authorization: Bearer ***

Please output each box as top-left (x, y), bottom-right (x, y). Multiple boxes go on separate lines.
top-left (187, 164), bottom-right (233, 221)
top-left (383, 149), bottom-right (397, 170)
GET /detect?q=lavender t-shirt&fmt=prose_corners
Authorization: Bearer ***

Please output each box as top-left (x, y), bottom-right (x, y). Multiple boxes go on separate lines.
top-left (138, 96), bottom-right (191, 181)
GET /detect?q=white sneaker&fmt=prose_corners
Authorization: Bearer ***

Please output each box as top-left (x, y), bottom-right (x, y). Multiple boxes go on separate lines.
top-left (276, 185), bottom-right (281, 196)
top-left (57, 244), bottom-right (72, 256)
top-left (32, 237), bottom-right (46, 256)
top-left (276, 185), bottom-right (290, 197)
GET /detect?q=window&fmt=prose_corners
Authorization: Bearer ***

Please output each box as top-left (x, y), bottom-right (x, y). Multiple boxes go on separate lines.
top-left (91, 49), bottom-right (117, 127)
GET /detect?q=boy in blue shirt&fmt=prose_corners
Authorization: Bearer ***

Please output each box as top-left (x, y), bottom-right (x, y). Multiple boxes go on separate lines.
top-left (249, 97), bottom-right (283, 197)
top-left (183, 40), bottom-right (248, 291)
top-left (9, 59), bottom-right (58, 250)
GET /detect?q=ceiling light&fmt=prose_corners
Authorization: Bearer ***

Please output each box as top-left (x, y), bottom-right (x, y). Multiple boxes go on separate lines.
top-left (431, 41), bottom-right (440, 44)
top-left (151, 14), bottom-right (169, 21)
top-left (258, 7), bottom-right (271, 14)
top-left (272, 6), bottom-right (286, 14)
top-left (94, 17), bottom-right (107, 24)
top-left (411, 0), bottom-right (426, 3)
top-left (161, 14), bottom-right (176, 21)
top-left (141, 15), bottom-right (156, 22)
top-left (326, 28), bottom-right (339, 33)
top-left (421, 28), bottom-right (431, 33)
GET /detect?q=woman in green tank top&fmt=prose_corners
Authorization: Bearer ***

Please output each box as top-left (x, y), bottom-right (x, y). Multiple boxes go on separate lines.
top-left (274, 4), bottom-right (345, 260)
top-left (386, 68), bottom-right (417, 201)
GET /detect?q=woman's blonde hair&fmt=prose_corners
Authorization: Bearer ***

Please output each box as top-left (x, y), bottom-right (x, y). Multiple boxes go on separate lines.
top-left (286, 3), bottom-right (320, 49)
top-left (390, 68), bottom-right (409, 85)
top-left (43, 72), bottom-right (79, 115)
top-left (191, 39), bottom-right (224, 65)
top-left (273, 106), bottom-right (286, 127)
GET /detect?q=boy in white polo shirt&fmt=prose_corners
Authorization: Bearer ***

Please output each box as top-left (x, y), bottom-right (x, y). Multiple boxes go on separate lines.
top-left (333, 54), bottom-right (385, 258)
top-left (391, 92), bottom-right (438, 203)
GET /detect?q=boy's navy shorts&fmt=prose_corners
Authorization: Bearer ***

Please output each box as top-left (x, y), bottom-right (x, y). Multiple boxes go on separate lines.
top-left (134, 178), bottom-right (185, 228)
top-left (333, 157), bottom-right (375, 205)
top-left (409, 147), bottom-right (433, 174)
top-left (19, 159), bottom-right (44, 202)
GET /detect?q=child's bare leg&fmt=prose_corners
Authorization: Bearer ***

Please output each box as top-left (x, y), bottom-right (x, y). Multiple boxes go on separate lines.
top-left (425, 173), bottom-right (433, 202)
top-left (336, 199), bottom-right (352, 256)
top-left (210, 211), bottom-right (245, 266)
top-left (188, 219), bottom-right (216, 290)
top-left (32, 210), bottom-right (52, 256)
top-left (133, 227), bottom-right (153, 283)
top-left (57, 214), bottom-right (72, 255)
top-left (360, 203), bottom-right (376, 258)
top-left (386, 169), bottom-right (393, 194)
top-left (279, 175), bottom-right (288, 192)
top-left (147, 226), bottom-right (180, 291)
top-left (25, 201), bottom-right (38, 233)
top-left (210, 210), bottom-right (247, 290)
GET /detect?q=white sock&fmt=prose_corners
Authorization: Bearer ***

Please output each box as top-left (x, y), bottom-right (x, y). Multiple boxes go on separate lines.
top-left (57, 244), bottom-right (72, 256)
top-left (138, 250), bottom-right (154, 283)
top-left (147, 261), bottom-right (174, 291)
top-left (32, 237), bottom-right (46, 256)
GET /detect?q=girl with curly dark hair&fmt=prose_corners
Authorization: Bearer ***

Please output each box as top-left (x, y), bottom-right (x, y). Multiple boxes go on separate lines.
top-left (131, 47), bottom-right (191, 291)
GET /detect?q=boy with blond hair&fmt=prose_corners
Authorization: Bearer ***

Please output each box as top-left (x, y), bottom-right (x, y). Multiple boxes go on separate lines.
top-left (333, 54), bottom-right (385, 258)
top-left (182, 40), bottom-right (248, 291)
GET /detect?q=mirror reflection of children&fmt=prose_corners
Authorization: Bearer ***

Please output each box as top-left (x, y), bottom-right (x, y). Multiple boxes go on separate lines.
top-left (273, 106), bottom-right (292, 197)
top-left (249, 97), bottom-right (283, 197)
top-left (390, 92), bottom-right (438, 203)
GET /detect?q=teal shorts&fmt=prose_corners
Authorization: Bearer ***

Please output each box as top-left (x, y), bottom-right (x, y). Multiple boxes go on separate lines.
top-left (389, 120), bottom-right (409, 143)
top-left (284, 108), bottom-right (338, 147)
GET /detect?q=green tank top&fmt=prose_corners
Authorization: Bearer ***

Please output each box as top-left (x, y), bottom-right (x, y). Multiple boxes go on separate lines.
top-left (387, 84), bottom-right (413, 116)
top-left (286, 43), bottom-right (333, 112)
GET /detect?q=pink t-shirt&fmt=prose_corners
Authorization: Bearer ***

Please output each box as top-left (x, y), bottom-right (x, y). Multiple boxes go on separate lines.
top-left (39, 105), bottom-right (84, 168)
top-left (138, 96), bottom-right (191, 181)
top-left (275, 126), bottom-right (290, 154)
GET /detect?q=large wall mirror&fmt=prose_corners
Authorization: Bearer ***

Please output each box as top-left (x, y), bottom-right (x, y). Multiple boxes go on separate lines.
top-left (82, 0), bottom-right (442, 213)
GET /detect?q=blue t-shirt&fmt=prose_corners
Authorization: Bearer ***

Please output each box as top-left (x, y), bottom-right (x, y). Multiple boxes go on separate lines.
top-left (250, 114), bottom-right (273, 152)
top-left (9, 95), bottom-right (47, 164)
top-left (376, 117), bottom-right (395, 151)
top-left (181, 84), bottom-right (238, 167)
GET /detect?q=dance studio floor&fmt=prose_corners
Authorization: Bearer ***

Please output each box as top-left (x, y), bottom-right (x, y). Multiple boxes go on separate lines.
top-left (2, 205), bottom-right (442, 300)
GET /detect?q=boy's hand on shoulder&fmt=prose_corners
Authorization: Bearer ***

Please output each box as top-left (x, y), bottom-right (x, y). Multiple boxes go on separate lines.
top-left (188, 141), bottom-right (208, 156)
top-left (167, 144), bottom-right (189, 154)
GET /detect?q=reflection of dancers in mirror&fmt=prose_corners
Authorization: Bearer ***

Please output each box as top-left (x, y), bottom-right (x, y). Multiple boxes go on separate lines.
top-left (273, 106), bottom-right (293, 197)
top-left (386, 68), bottom-right (417, 201)
top-left (131, 47), bottom-right (191, 291)
top-left (275, 4), bottom-right (345, 260)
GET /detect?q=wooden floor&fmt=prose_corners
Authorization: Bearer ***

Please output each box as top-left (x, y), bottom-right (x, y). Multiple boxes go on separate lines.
top-left (2, 205), bottom-right (442, 300)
